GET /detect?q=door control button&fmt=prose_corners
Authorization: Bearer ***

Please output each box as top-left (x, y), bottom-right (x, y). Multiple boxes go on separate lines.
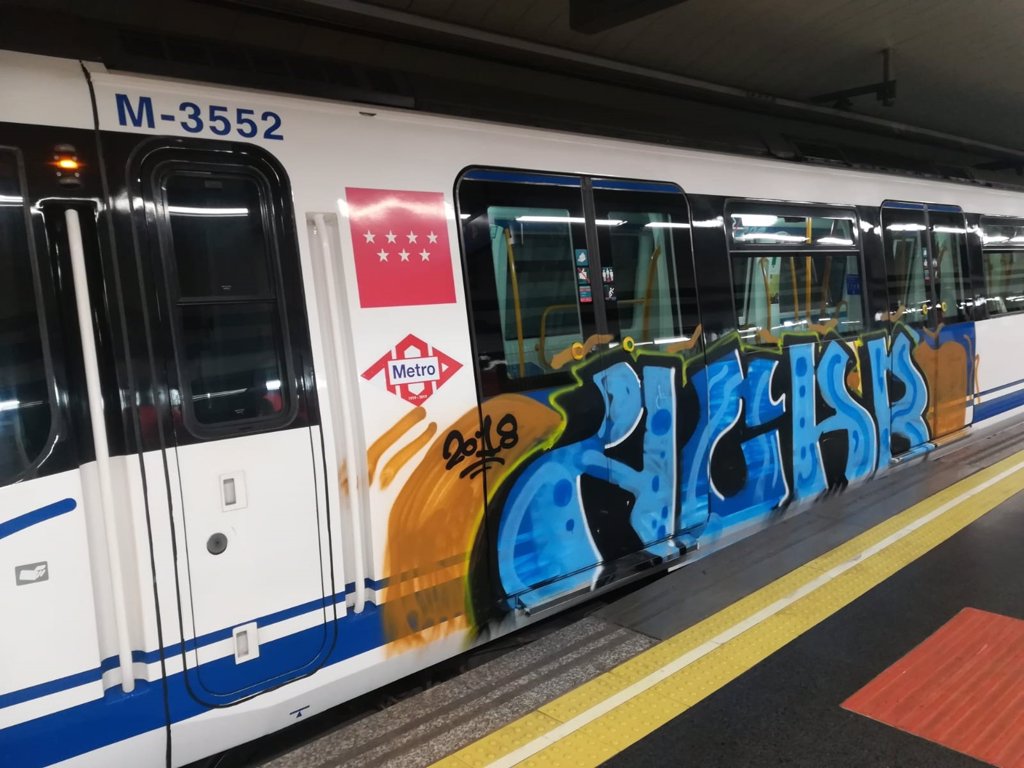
top-left (207, 532), bottom-right (228, 555)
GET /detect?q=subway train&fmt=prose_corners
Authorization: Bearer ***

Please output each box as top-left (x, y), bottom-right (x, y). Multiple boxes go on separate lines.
top-left (4, 46), bottom-right (1024, 767)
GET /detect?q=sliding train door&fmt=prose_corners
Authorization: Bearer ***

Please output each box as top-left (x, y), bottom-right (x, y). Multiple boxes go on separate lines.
top-left (881, 203), bottom-right (975, 446)
top-left (588, 180), bottom-right (704, 551)
top-left (0, 122), bottom-right (129, 765)
top-left (457, 171), bottom-right (702, 615)
top-left (128, 140), bottom-right (334, 706)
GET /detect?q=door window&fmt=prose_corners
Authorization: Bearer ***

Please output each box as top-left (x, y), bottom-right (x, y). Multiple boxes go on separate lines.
top-left (157, 168), bottom-right (291, 430)
top-left (882, 206), bottom-right (971, 326)
top-left (591, 185), bottom-right (698, 351)
top-left (881, 208), bottom-right (930, 326)
top-left (457, 171), bottom-right (701, 395)
top-left (0, 148), bottom-right (54, 484)
top-left (457, 172), bottom-right (596, 393)
top-left (927, 212), bottom-right (970, 324)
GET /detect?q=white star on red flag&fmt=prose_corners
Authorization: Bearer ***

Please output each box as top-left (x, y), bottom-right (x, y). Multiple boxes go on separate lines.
top-left (345, 188), bottom-right (457, 308)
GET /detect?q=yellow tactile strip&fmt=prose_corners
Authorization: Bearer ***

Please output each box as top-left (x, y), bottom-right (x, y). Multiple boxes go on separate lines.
top-left (432, 449), bottom-right (1024, 768)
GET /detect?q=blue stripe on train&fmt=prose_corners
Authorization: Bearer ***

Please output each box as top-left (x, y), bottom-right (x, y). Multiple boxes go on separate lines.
top-left (0, 666), bottom-right (105, 709)
top-left (2, 604), bottom-right (385, 768)
top-left (974, 387), bottom-right (1024, 423)
top-left (0, 577), bottom-right (388, 710)
top-left (0, 498), bottom-right (77, 540)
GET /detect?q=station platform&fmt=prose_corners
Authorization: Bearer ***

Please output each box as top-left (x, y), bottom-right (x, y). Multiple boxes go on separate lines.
top-left (252, 417), bottom-right (1024, 768)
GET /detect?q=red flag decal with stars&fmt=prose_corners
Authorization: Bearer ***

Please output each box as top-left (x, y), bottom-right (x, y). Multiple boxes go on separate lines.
top-left (345, 187), bottom-right (457, 308)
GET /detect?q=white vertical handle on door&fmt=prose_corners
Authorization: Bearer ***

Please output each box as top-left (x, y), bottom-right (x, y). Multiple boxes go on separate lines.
top-left (65, 209), bottom-right (135, 693)
top-left (314, 214), bottom-right (367, 613)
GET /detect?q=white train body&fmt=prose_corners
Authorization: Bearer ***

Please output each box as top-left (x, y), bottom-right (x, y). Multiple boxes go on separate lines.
top-left (2, 49), bottom-right (1023, 767)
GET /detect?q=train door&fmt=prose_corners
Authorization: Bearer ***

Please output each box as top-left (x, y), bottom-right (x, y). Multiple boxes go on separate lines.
top-left (0, 77), bottom-right (173, 762)
top-left (128, 140), bottom-right (334, 706)
top-left (457, 170), bottom-right (606, 610)
top-left (881, 203), bottom-right (975, 445)
top-left (588, 179), bottom-right (703, 555)
top-left (457, 171), bottom-right (701, 613)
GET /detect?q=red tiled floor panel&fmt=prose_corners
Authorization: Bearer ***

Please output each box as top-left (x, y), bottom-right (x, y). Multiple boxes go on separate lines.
top-left (842, 607), bottom-right (1024, 767)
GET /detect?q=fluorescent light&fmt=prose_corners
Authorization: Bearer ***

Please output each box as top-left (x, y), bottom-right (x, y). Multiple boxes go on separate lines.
top-left (168, 206), bottom-right (249, 216)
top-left (459, 213), bottom-right (470, 220)
top-left (514, 215), bottom-right (625, 226)
top-left (0, 399), bottom-right (19, 412)
top-left (933, 225), bottom-right (966, 234)
top-left (734, 232), bottom-right (808, 243)
top-left (516, 215), bottom-right (583, 223)
top-left (816, 236), bottom-right (854, 246)
top-left (0, 195), bottom-right (22, 204)
top-left (693, 217), bottom-right (723, 228)
top-left (983, 235), bottom-right (1009, 244)
top-left (645, 222), bottom-right (690, 229)
top-left (194, 387), bottom-right (248, 400)
top-left (886, 223), bottom-right (926, 232)
top-left (734, 214), bottom-right (778, 227)
top-left (266, 379), bottom-right (281, 391)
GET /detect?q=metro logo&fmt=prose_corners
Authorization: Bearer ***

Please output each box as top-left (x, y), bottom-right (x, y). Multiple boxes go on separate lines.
top-left (363, 335), bottom-right (461, 405)
top-left (387, 357), bottom-right (440, 386)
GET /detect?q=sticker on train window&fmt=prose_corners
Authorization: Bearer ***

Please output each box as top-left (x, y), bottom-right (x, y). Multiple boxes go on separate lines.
top-left (114, 93), bottom-right (284, 140)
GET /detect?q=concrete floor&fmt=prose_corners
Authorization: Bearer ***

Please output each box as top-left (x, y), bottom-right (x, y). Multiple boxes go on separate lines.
top-left (606, 492), bottom-right (1023, 767)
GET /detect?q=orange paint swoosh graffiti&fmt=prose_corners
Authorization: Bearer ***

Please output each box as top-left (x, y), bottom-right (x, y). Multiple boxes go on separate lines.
top-left (380, 394), bottom-right (561, 650)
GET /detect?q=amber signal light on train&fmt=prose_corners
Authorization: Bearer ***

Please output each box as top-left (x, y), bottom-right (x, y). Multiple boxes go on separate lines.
top-left (52, 143), bottom-right (83, 186)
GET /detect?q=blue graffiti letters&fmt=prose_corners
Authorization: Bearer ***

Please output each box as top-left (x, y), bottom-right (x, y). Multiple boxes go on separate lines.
top-left (489, 331), bottom-right (932, 611)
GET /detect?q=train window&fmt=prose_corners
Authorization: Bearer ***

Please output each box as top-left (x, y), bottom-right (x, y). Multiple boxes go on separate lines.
top-left (159, 168), bottom-right (290, 428)
top-left (926, 211), bottom-right (970, 324)
top-left (591, 187), bottom-right (698, 350)
top-left (881, 208), bottom-right (929, 326)
top-left (457, 172), bottom-right (597, 393)
top-left (0, 148), bottom-right (53, 485)
top-left (979, 217), bottom-right (1024, 315)
top-left (730, 210), bottom-right (858, 248)
top-left (882, 207), bottom-right (971, 326)
top-left (727, 202), bottom-right (864, 343)
top-left (166, 175), bottom-right (271, 299)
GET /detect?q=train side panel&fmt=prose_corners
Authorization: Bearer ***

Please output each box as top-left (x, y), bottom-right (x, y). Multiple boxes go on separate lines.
top-left (5, 47), bottom-right (1024, 767)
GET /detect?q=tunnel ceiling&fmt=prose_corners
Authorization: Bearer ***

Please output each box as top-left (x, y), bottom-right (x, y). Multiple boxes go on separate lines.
top-left (343, 0), bottom-right (1024, 151)
top-left (5, 0), bottom-right (1024, 184)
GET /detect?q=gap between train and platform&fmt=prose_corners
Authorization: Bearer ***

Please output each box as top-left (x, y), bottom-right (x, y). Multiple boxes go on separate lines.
top-left (431, 449), bottom-right (1024, 768)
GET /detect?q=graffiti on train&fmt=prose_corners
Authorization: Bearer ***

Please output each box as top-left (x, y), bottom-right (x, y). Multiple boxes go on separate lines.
top-left (483, 328), bottom-right (935, 613)
top-left (379, 323), bottom-right (976, 647)
top-left (443, 413), bottom-right (520, 479)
